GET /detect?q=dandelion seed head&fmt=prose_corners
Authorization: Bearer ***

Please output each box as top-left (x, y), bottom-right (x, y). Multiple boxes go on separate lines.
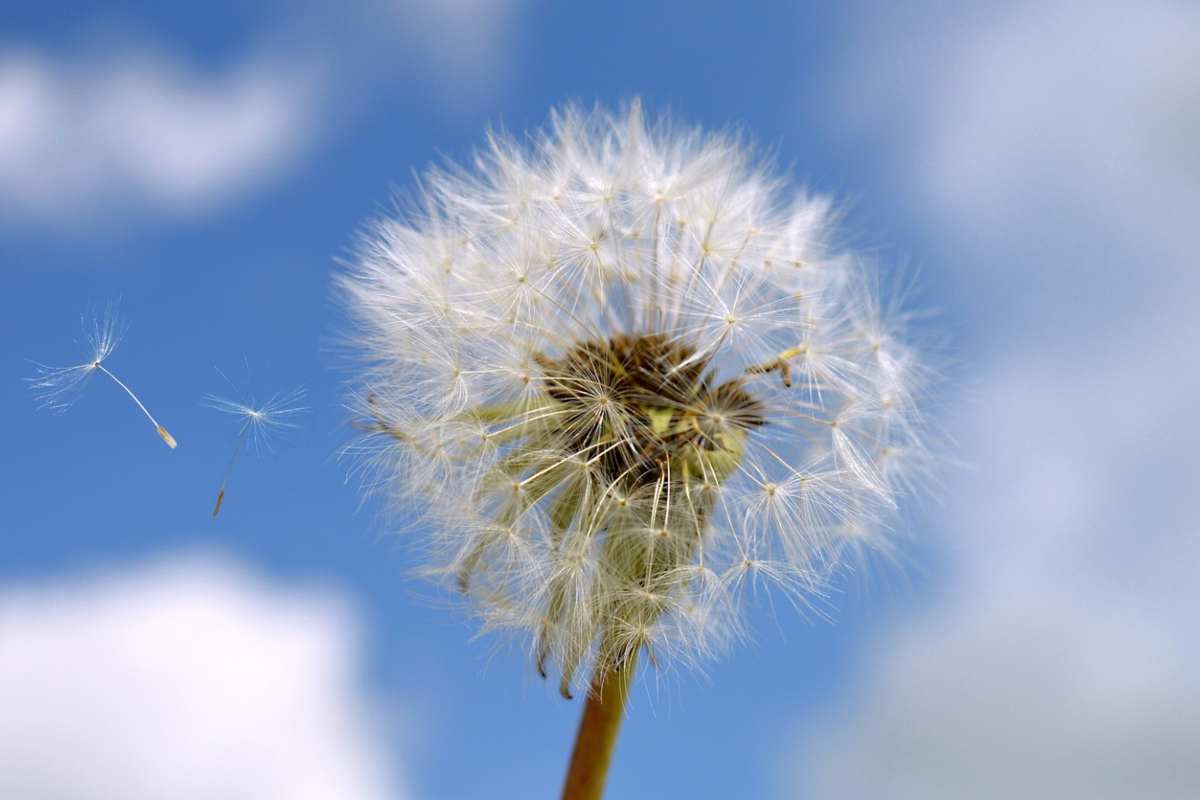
top-left (341, 102), bottom-right (941, 694)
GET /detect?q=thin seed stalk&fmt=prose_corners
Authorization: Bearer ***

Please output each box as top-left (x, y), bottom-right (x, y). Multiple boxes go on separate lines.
top-left (561, 644), bottom-right (639, 800)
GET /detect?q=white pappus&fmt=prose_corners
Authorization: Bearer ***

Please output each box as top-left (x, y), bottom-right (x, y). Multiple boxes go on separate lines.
top-left (29, 304), bottom-right (177, 450)
top-left (340, 102), bottom-right (940, 698)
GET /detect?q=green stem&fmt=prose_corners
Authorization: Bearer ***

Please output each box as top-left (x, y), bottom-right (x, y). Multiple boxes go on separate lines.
top-left (561, 646), bottom-right (638, 800)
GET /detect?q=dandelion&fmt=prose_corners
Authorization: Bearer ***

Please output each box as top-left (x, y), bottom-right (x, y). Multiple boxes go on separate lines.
top-left (340, 102), bottom-right (939, 798)
top-left (206, 375), bottom-right (307, 517)
top-left (29, 304), bottom-right (177, 449)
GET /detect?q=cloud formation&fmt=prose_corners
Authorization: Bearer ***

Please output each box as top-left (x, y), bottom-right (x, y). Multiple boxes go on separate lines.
top-left (830, 0), bottom-right (1198, 301)
top-left (826, 0), bottom-right (1200, 582)
top-left (803, 589), bottom-right (1200, 800)
top-left (0, 554), bottom-right (404, 800)
top-left (0, 46), bottom-right (320, 226)
top-left (378, 0), bottom-right (524, 90)
top-left (798, 2), bottom-right (1200, 796)
top-left (0, 0), bottom-right (529, 230)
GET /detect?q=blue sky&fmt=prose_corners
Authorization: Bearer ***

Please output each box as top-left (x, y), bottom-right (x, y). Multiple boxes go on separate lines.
top-left (2, 2), bottom-right (1197, 798)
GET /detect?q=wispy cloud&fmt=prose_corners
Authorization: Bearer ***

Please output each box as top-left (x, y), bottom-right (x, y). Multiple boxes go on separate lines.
top-left (0, 0), bottom-right (530, 231)
top-left (367, 0), bottom-right (524, 92)
top-left (0, 45), bottom-right (321, 227)
top-left (0, 553), bottom-right (406, 799)
top-left (823, 0), bottom-right (1200, 577)
top-left (794, 1), bottom-right (1200, 796)
top-left (825, 0), bottom-right (1198, 303)
top-left (801, 587), bottom-right (1200, 800)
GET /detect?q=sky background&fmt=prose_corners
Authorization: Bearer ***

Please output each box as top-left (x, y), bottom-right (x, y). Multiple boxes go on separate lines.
top-left (2, 1), bottom-right (1197, 797)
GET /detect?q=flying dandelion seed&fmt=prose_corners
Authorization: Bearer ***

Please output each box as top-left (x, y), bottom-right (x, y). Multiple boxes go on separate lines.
top-left (339, 102), bottom-right (942, 799)
top-left (29, 304), bottom-right (177, 449)
top-left (206, 379), bottom-right (307, 518)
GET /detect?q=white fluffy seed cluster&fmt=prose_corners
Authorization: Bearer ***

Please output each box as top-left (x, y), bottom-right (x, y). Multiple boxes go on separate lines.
top-left (342, 103), bottom-right (936, 696)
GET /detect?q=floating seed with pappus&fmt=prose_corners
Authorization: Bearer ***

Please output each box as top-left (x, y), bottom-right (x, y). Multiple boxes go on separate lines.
top-left (29, 304), bottom-right (177, 450)
top-left (206, 376), bottom-right (307, 518)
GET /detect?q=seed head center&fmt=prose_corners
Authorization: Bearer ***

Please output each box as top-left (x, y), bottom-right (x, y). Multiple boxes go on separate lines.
top-left (536, 332), bottom-right (765, 488)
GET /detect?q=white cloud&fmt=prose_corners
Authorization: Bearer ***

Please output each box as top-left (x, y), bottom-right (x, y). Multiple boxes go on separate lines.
top-left (385, 0), bottom-right (524, 90)
top-left (795, 2), bottom-right (1200, 796)
top-left (946, 305), bottom-right (1200, 586)
top-left (830, 0), bottom-right (1198, 302)
top-left (802, 589), bottom-right (1200, 800)
top-left (0, 45), bottom-right (321, 226)
top-left (0, 554), bottom-right (405, 800)
top-left (825, 0), bottom-right (1200, 589)
top-left (800, 328), bottom-right (1200, 797)
top-left (0, 1), bottom-right (529, 230)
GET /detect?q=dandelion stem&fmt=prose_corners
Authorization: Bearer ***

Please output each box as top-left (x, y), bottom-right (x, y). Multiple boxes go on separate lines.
top-left (95, 363), bottom-right (176, 448)
top-left (561, 645), bottom-right (638, 800)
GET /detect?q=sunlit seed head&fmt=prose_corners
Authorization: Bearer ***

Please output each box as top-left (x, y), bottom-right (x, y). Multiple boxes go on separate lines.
top-left (341, 101), bottom-right (941, 696)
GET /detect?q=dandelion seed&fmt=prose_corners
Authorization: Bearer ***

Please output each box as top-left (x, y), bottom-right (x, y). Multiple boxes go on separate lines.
top-left (340, 101), bottom-right (943, 798)
top-left (29, 304), bottom-right (177, 449)
top-left (206, 376), bottom-right (307, 518)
